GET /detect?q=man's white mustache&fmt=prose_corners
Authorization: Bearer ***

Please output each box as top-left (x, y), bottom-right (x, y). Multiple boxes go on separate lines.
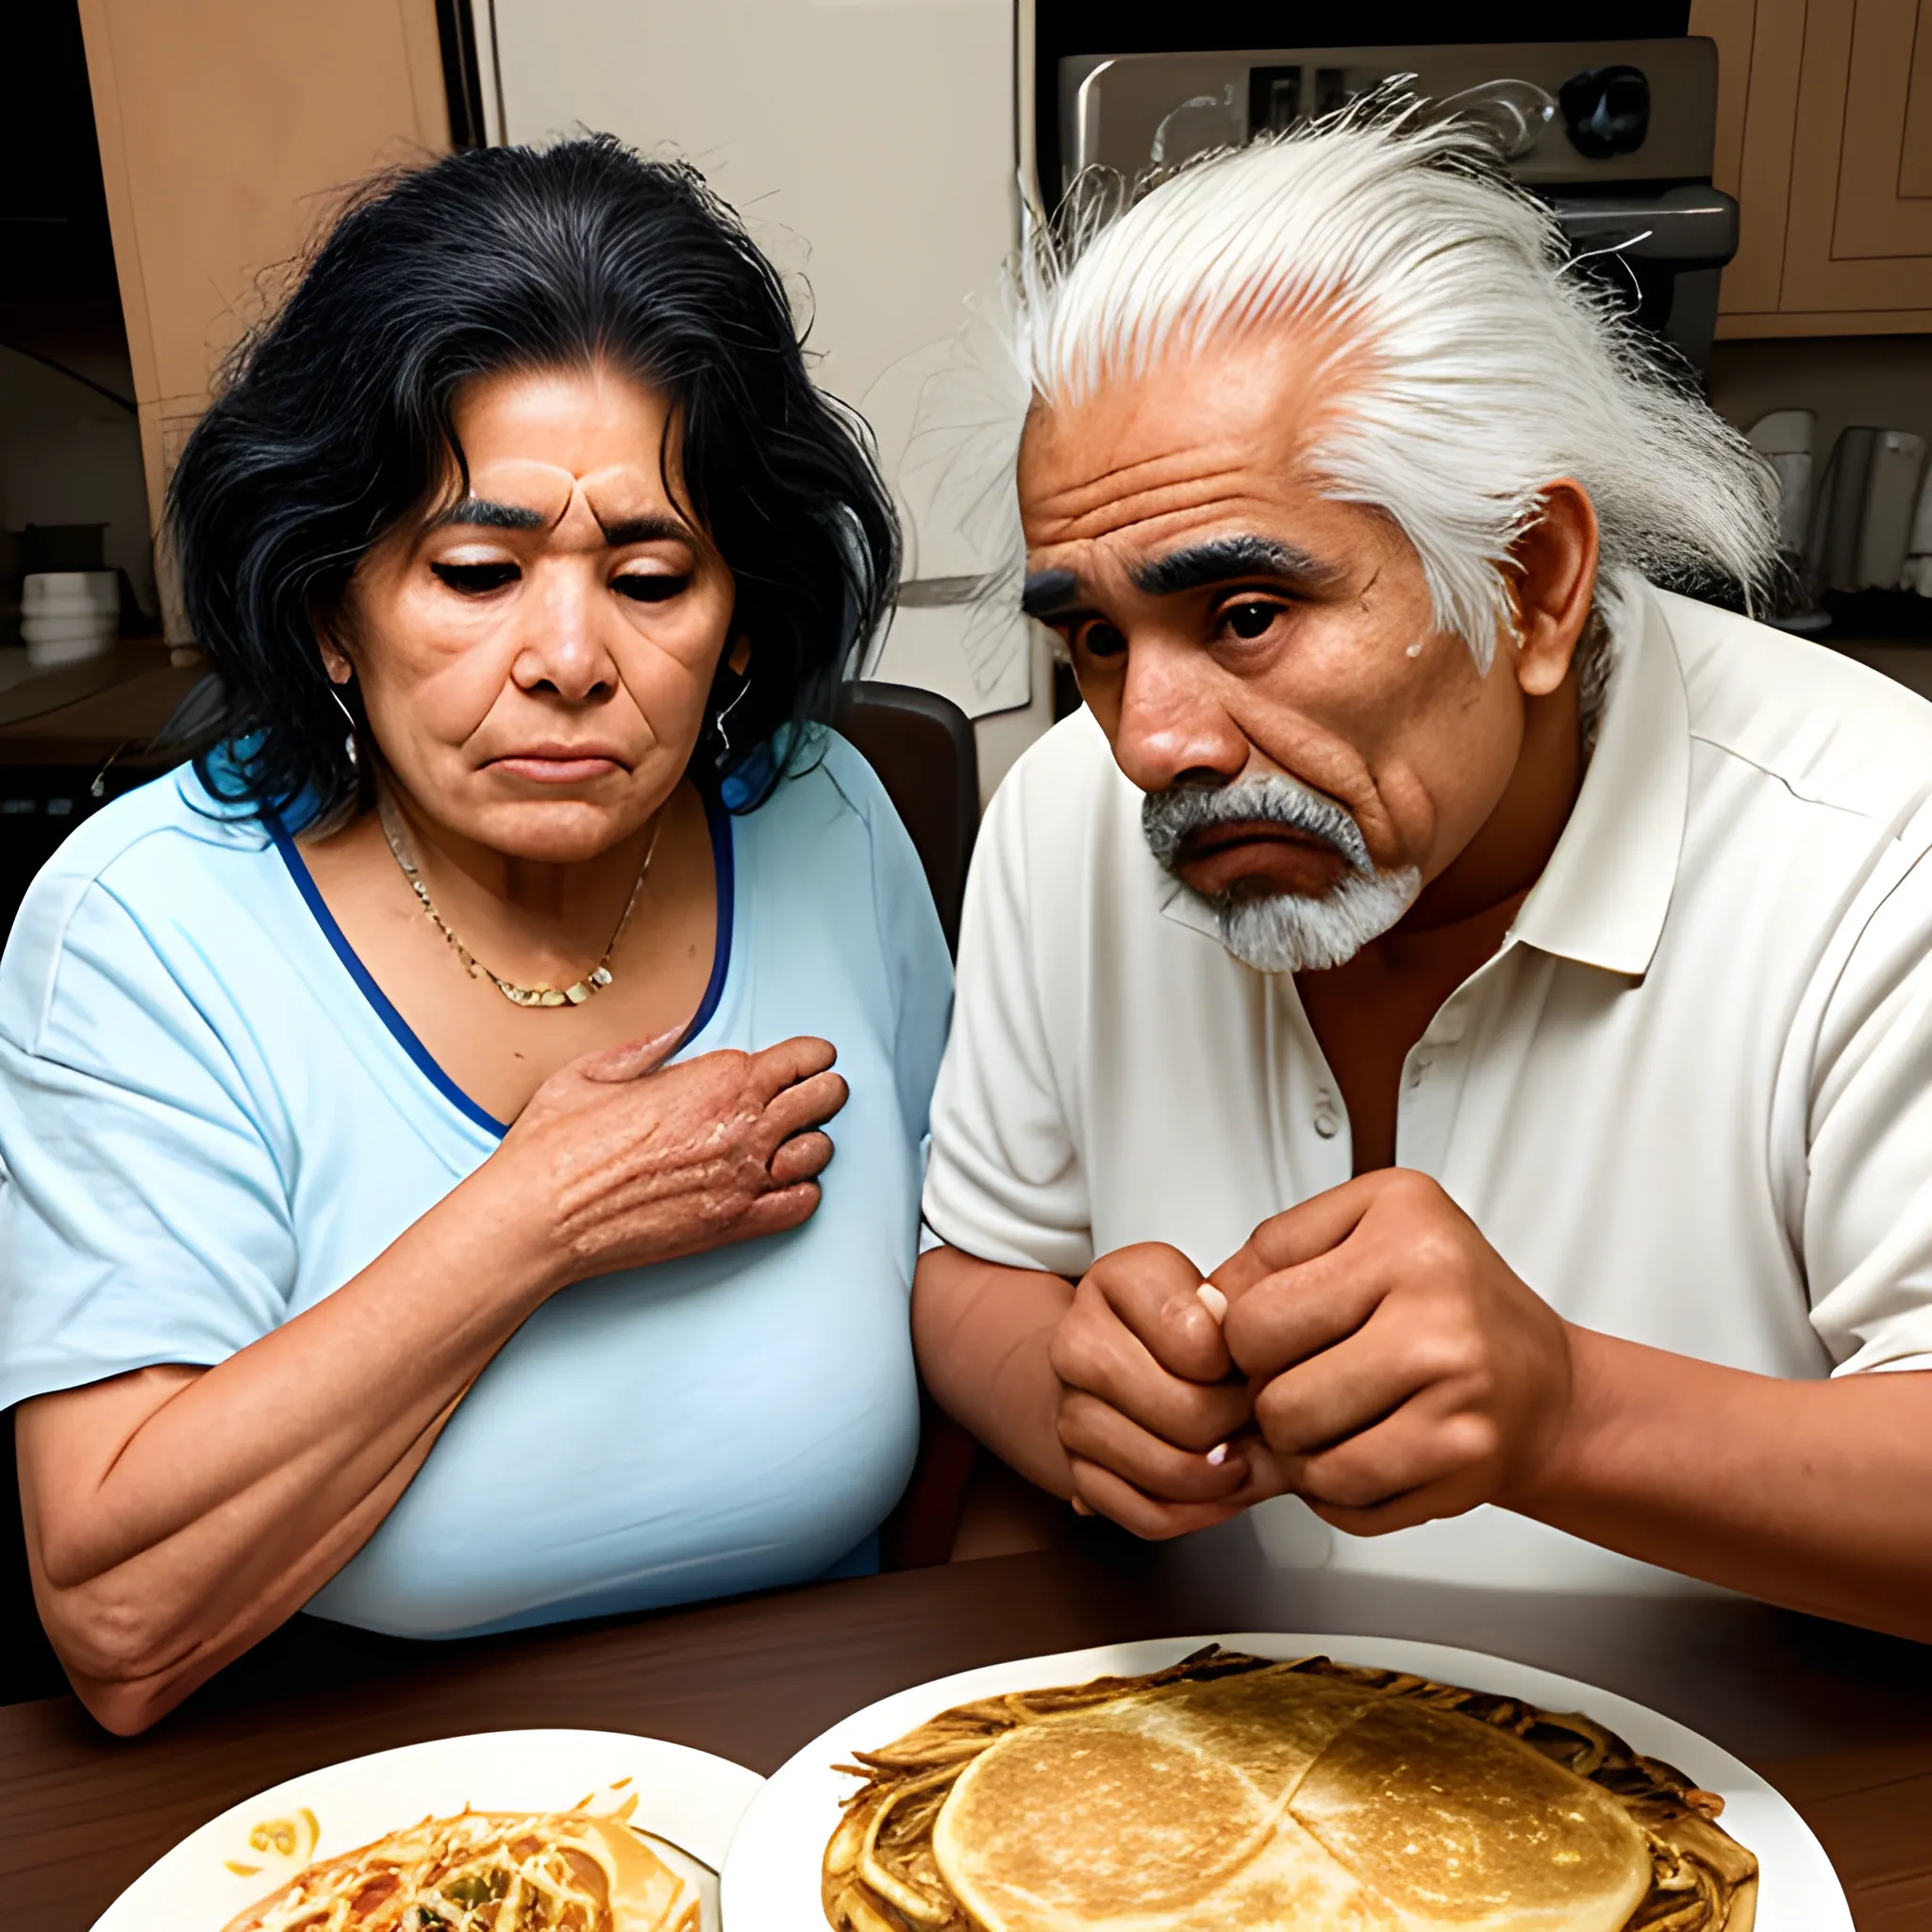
top-left (1141, 774), bottom-right (1374, 881)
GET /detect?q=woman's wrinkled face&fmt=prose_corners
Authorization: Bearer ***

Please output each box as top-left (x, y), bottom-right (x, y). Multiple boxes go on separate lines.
top-left (325, 362), bottom-right (737, 862)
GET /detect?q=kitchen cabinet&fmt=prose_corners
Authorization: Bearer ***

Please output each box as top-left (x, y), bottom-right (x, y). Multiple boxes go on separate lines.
top-left (75, 0), bottom-right (451, 633)
top-left (1696, 0), bottom-right (1932, 334)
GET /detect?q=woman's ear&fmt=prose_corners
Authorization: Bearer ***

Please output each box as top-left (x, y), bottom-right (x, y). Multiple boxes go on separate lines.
top-left (314, 604), bottom-right (356, 687)
top-left (1507, 480), bottom-right (1600, 699)
top-left (726, 636), bottom-right (752, 677)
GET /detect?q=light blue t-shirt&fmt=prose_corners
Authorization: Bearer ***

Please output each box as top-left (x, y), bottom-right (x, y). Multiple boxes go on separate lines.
top-left (0, 734), bottom-right (951, 1638)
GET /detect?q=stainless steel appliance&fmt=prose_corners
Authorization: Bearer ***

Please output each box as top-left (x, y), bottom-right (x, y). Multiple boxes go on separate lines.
top-left (1042, 29), bottom-right (1736, 371)
top-left (1809, 427), bottom-right (1928, 596)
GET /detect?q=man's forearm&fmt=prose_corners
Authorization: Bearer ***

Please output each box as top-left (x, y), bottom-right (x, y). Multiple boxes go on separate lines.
top-left (912, 1245), bottom-right (1077, 1497)
top-left (1524, 1329), bottom-right (1932, 1640)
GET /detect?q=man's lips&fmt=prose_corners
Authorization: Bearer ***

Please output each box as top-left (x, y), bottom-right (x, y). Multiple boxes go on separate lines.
top-left (1183, 821), bottom-right (1341, 860)
top-left (485, 744), bottom-right (631, 784)
top-left (1178, 822), bottom-right (1351, 897)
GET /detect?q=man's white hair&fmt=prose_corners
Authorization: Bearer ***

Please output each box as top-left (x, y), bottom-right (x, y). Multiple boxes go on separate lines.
top-left (1015, 109), bottom-right (1780, 668)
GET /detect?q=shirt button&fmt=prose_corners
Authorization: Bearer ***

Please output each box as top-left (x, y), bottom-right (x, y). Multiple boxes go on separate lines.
top-left (1313, 1109), bottom-right (1340, 1139)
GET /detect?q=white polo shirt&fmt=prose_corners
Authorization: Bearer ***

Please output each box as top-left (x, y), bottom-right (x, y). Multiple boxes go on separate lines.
top-left (924, 585), bottom-right (1932, 1594)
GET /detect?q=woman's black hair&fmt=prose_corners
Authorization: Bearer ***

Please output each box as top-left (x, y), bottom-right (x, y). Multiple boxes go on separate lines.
top-left (167, 135), bottom-right (899, 823)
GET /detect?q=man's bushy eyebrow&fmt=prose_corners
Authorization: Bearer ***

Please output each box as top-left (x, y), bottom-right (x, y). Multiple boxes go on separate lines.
top-left (1021, 568), bottom-right (1081, 618)
top-left (1020, 537), bottom-right (1334, 618)
top-left (1130, 536), bottom-right (1335, 597)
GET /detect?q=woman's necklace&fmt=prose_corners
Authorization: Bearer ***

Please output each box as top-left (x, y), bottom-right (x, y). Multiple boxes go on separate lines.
top-left (375, 789), bottom-right (661, 1008)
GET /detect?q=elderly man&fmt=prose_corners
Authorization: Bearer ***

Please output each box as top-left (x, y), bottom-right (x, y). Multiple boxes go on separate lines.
top-left (913, 115), bottom-right (1932, 1634)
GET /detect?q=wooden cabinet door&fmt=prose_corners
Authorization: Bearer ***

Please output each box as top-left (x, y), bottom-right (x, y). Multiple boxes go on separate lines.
top-left (78, 0), bottom-right (450, 627)
top-left (1781, 0), bottom-right (1932, 314)
top-left (1695, 0), bottom-right (1807, 320)
top-left (1699, 0), bottom-right (1932, 334)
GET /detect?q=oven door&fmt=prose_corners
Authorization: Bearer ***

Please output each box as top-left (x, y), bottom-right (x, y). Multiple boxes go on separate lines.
top-left (1545, 185), bottom-right (1738, 370)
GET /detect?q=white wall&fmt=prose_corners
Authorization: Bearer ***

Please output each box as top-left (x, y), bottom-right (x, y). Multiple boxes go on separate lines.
top-left (492, 0), bottom-right (1015, 407)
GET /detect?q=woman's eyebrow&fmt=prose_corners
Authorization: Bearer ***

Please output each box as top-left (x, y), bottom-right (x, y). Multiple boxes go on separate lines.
top-left (598, 512), bottom-right (692, 547)
top-left (426, 497), bottom-right (547, 532)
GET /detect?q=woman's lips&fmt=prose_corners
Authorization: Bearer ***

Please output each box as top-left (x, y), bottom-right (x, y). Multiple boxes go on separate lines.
top-left (488, 751), bottom-right (627, 784)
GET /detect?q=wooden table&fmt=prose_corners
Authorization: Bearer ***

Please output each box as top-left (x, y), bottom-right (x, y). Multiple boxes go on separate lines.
top-left (4, 1526), bottom-right (1931, 1927)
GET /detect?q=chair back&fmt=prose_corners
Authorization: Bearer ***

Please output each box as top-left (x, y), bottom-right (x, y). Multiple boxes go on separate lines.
top-left (834, 680), bottom-right (985, 1564)
top-left (1, 1421), bottom-right (66, 1703)
top-left (832, 680), bottom-right (978, 955)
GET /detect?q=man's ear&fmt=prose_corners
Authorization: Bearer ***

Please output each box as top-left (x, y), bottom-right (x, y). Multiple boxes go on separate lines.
top-left (1506, 480), bottom-right (1599, 699)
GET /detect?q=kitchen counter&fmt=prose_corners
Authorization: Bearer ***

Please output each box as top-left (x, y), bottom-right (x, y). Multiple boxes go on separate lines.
top-left (0, 645), bottom-right (203, 768)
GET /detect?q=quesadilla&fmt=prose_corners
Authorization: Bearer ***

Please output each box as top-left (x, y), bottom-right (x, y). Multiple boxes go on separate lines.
top-left (823, 1649), bottom-right (1757, 1931)
top-left (224, 1807), bottom-right (701, 1932)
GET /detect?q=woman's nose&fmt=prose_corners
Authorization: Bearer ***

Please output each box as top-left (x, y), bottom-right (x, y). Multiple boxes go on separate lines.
top-left (1109, 635), bottom-right (1251, 794)
top-left (512, 567), bottom-right (619, 701)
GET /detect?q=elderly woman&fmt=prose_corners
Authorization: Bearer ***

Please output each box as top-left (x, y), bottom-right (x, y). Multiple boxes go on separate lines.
top-left (0, 138), bottom-right (950, 1732)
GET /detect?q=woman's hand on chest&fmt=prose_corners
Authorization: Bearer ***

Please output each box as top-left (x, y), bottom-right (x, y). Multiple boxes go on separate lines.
top-left (497, 1029), bottom-right (849, 1289)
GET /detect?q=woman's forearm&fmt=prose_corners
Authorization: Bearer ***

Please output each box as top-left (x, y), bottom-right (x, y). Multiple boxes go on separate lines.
top-left (1523, 1329), bottom-right (1932, 1640)
top-left (22, 1032), bottom-right (846, 1731)
top-left (912, 1244), bottom-right (1076, 1497)
top-left (19, 1155), bottom-right (564, 1725)
top-left (27, 1404), bottom-right (455, 1733)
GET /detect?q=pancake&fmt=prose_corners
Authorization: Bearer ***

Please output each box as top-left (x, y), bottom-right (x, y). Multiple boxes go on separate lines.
top-left (822, 1650), bottom-right (1757, 1932)
top-left (224, 1807), bottom-right (701, 1932)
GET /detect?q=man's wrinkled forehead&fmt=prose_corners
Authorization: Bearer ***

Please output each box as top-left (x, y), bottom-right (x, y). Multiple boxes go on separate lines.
top-left (1024, 323), bottom-right (1351, 488)
top-left (1014, 330), bottom-right (1360, 596)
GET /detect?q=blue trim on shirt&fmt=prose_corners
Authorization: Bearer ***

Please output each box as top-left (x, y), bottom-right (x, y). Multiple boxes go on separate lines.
top-left (685, 783), bottom-right (735, 1052)
top-left (268, 817), bottom-right (510, 1138)
top-left (267, 786), bottom-right (736, 1141)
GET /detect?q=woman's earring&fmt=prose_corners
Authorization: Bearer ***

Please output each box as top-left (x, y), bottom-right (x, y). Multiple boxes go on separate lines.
top-left (712, 673), bottom-right (752, 762)
top-left (327, 681), bottom-right (358, 767)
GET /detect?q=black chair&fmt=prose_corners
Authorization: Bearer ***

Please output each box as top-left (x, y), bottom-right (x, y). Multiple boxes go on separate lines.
top-left (830, 682), bottom-right (988, 1565)
top-left (1, 1422), bottom-right (64, 1703)
top-left (832, 679), bottom-right (978, 956)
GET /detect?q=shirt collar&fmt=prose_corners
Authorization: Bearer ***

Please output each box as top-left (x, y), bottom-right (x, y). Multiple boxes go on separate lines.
top-left (1507, 581), bottom-right (1690, 977)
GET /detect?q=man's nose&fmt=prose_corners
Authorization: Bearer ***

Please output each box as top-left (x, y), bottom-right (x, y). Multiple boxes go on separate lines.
top-left (1109, 635), bottom-right (1251, 793)
top-left (513, 567), bottom-right (618, 702)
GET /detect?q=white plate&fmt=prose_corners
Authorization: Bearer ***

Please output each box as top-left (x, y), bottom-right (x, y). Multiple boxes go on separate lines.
top-left (93, 1727), bottom-right (763, 1932)
top-left (723, 1632), bottom-right (1851, 1930)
